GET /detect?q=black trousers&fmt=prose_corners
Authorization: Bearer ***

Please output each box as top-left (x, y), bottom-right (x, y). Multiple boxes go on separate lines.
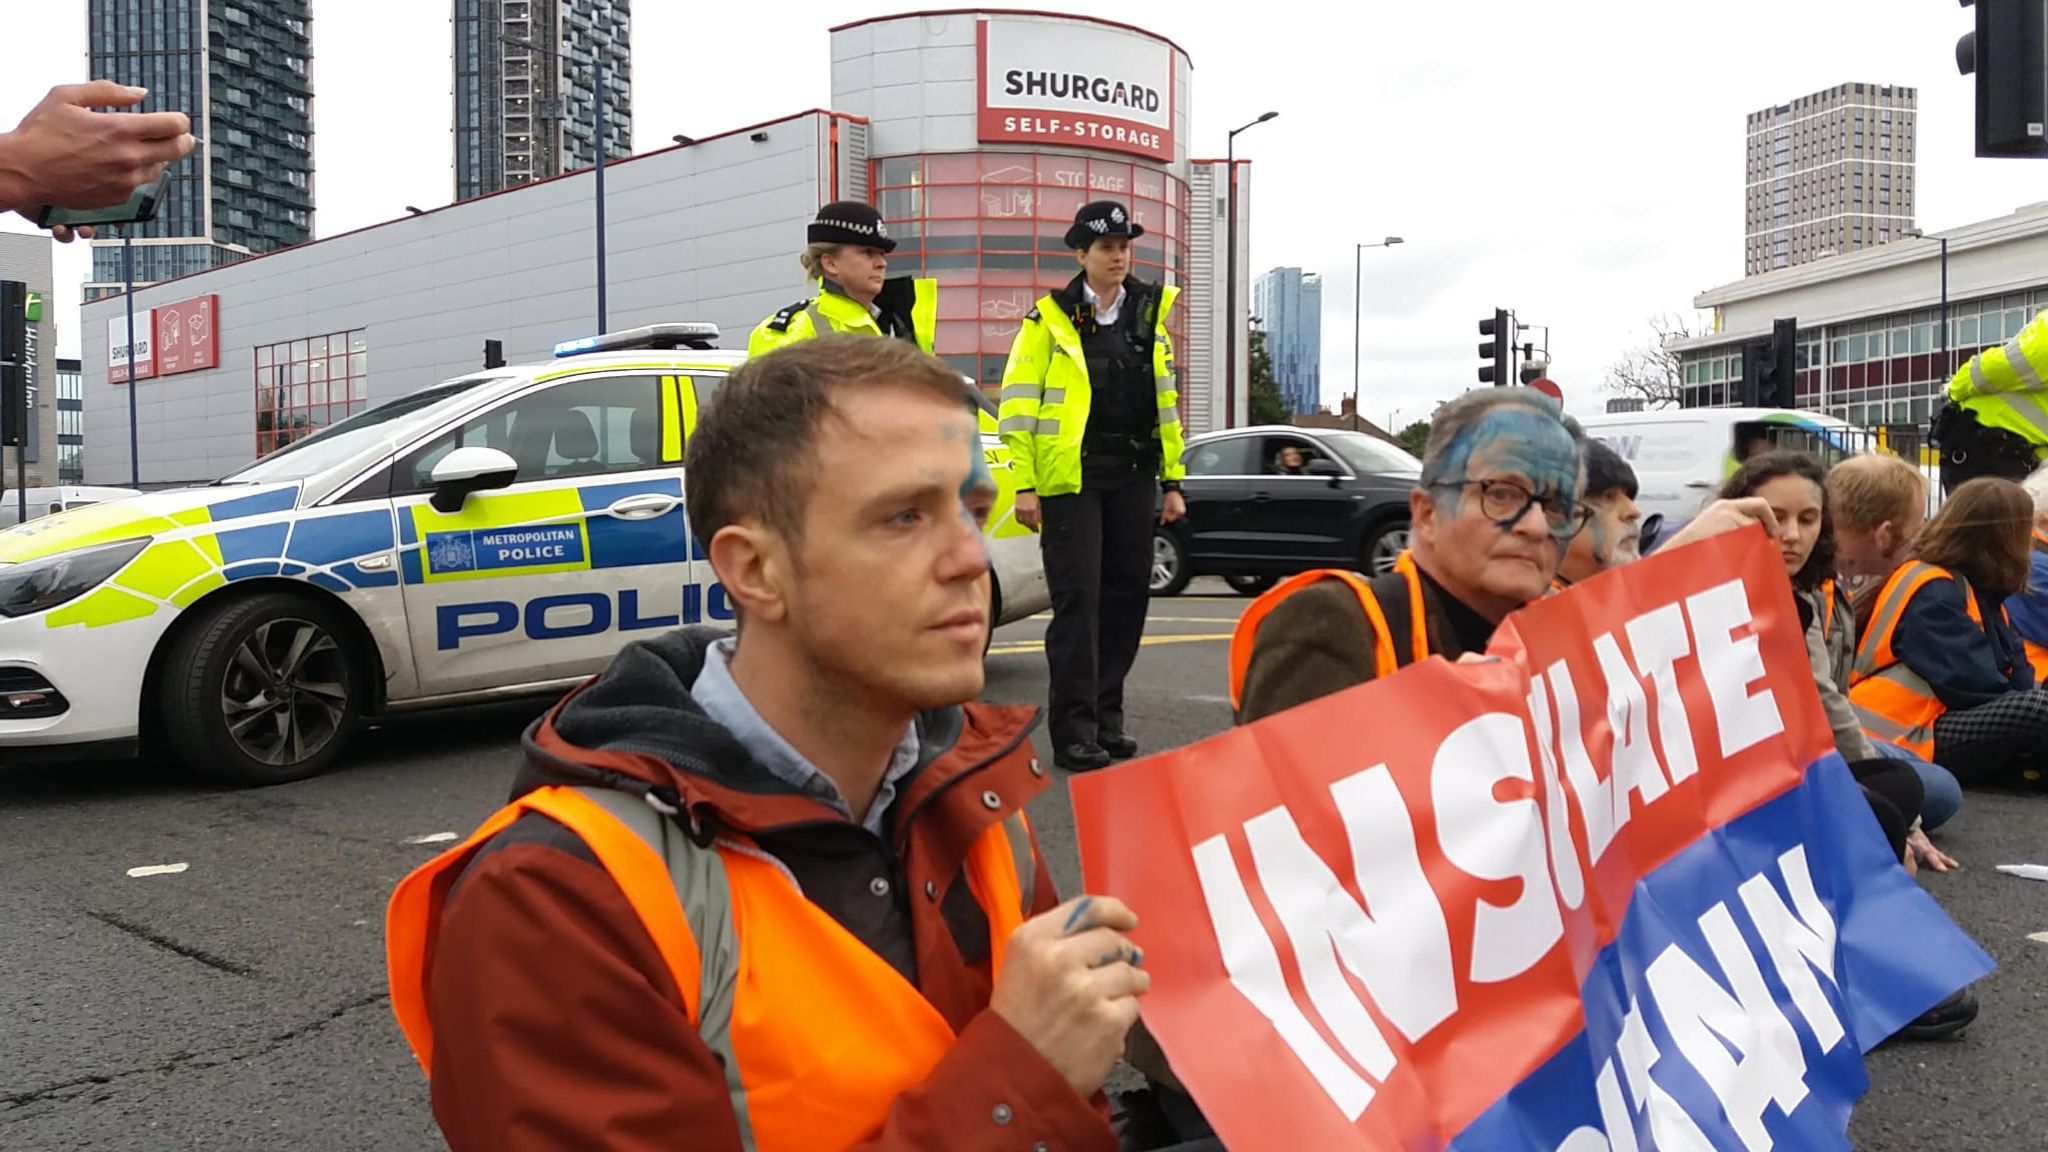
top-left (1039, 464), bottom-right (1158, 750)
top-left (1848, 757), bottom-right (1924, 861)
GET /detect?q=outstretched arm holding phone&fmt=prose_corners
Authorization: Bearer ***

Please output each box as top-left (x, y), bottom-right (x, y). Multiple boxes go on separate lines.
top-left (0, 80), bottom-right (195, 241)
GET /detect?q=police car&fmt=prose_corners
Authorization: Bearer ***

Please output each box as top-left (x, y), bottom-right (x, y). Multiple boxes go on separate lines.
top-left (0, 324), bottom-right (1049, 785)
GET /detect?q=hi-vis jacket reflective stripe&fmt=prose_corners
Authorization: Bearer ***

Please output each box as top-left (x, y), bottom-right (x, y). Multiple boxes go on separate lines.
top-left (387, 784), bottom-right (1036, 1152)
top-left (1948, 308), bottom-right (2048, 456)
top-left (1847, 561), bottom-right (1982, 760)
top-left (1227, 552), bottom-right (1429, 711)
top-left (747, 278), bottom-right (939, 358)
top-left (997, 285), bottom-right (1186, 497)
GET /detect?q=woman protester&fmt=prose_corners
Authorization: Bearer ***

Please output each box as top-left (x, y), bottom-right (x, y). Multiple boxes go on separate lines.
top-left (1849, 476), bottom-right (2048, 792)
top-left (1718, 453), bottom-right (1955, 870)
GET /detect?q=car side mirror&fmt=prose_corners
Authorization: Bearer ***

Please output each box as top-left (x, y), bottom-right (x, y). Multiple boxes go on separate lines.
top-left (1305, 458), bottom-right (1344, 481)
top-left (428, 446), bottom-right (519, 513)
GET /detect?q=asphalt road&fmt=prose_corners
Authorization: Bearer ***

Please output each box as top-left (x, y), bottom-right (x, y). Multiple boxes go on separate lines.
top-left (2, 578), bottom-right (2042, 1151)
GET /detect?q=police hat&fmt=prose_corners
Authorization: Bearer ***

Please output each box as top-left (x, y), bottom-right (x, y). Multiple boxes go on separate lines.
top-left (1064, 200), bottom-right (1145, 250)
top-left (807, 201), bottom-right (896, 253)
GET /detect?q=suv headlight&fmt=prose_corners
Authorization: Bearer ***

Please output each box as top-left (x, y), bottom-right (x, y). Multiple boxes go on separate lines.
top-left (0, 538), bottom-right (152, 618)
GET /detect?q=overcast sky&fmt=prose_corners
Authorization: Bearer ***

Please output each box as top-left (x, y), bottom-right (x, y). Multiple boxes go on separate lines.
top-left (4, 0), bottom-right (2044, 425)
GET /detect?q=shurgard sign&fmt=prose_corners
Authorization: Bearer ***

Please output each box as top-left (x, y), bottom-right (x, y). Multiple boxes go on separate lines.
top-left (1072, 529), bottom-right (1991, 1152)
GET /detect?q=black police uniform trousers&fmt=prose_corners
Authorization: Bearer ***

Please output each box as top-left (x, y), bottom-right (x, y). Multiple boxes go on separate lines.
top-left (1039, 445), bottom-right (1159, 751)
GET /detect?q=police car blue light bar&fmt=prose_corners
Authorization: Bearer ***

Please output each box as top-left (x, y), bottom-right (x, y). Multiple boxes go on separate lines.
top-left (553, 322), bottom-right (722, 357)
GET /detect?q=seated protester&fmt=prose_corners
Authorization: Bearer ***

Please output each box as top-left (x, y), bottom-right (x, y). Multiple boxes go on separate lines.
top-left (1720, 452), bottom-right (1960, 874)
top-left (1850, 476), bottom-right (2048, 792)
top-left (2002, 463), bottom-right (2048, 682)
top-left (1120, 388), bottom-right (1783, 1146)
top-left (386, 337), bottom-right (1149, 1152)
top-left (1551, 436), bottom-right (1641, 589)
top-left (1828, 452), bottom-right (1930, 590)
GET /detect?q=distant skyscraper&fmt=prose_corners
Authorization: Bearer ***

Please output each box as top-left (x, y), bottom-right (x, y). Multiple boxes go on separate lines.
top-left (1252, 267), bottom-right (1322, 416)
top-left (84, 0), bottom-right (314, 299)
top-left (455, 0), bottom-right (634, 202)
top-left (1746, 82), bottom-right (1917, 275)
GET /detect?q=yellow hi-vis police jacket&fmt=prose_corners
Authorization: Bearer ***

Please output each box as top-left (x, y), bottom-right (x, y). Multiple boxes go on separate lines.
top-left (1948, 308), bottom-right (2048, 456)
top-left (746, 276), bottom-right (937, 357)
top-left (998, 278), bottom-right (1186, 497)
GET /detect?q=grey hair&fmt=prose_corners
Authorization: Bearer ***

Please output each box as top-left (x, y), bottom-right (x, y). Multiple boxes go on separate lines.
top-left (2024, 461), bottom-right (2048, 519)
top-left (1418, 388), bottom-right (1587, 495)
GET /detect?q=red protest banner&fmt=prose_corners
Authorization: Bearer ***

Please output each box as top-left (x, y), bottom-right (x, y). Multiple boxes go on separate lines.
top-left (1071, 528), bottom-right (1836, 1150)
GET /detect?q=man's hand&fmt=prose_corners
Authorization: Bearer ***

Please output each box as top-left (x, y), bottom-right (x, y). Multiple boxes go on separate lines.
top-left (0, 81), bottom-right (194, 219)
top-left (990, 895), bottom-right (1149, 1098)
top-left (1908, 827), bottom-right (1960, 873)
top-left (1663, 497), bottom-right (1781, 551)
top-left (1160, 489), bottom-right (1186, 525)
top-left (1015, 491), bottom-right (1042, 532)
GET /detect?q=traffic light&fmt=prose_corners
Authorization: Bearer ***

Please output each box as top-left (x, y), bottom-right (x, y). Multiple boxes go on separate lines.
top-left (1958, 1), bottom-right (2048, 159)
top-left (1477, 309), bottom-right (1513, 385)
top-left (0, 280), bottom-right (24, 449)
top-left (1741, 317), bottom-right (1799, 409)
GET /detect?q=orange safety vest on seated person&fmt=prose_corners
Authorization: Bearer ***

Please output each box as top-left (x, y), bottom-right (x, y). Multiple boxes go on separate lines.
top-left (1228, 551), bottom-right (1432, 711)
top-left (1846, 561), bottom-right (1984, 760)
top-left (2028, 530), bottom-right (2048, 680)
top-left (385, 783), bottom-right (1036, 1152)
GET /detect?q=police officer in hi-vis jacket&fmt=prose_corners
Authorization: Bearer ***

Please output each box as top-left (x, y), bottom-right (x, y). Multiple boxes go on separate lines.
top-left (999, 199), bottom-right (1187, 772)
top-left (747, 201), bottom-right (938, 357)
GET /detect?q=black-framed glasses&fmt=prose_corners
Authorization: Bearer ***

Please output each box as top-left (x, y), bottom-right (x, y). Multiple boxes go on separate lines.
top-left (1434, 477), bottom-right (1591, 541)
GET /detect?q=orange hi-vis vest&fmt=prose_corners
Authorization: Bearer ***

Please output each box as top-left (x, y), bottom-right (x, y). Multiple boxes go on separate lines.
top-left (386, 783), bottom-right (1037, 1152)
top-left (2026, 530), bottom-right (2048, 681)
top-left (1819, 577), bottom-right (1839, 641)
top-left (1847, 562), bottom-right (1983, 760)
top-left (1228, 551), bottom-right (1431, 711)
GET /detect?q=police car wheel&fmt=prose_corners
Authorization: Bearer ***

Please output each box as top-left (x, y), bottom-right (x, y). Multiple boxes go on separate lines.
top-left (1150, 529), bottom-right (1190, 597)
top-left (160, 592), bottom-right (364, 786)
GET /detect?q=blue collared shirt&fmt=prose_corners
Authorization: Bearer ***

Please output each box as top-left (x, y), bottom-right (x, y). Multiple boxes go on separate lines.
top-left (692, 638), bottom-right (922, 837)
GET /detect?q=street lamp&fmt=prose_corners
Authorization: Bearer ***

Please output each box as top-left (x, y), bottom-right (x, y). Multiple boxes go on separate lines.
top-left (1906, 229), bottom-right (1951, 363)
top-left (1353, 236), bottom-right (1404, 417)
top-left (122, 227), bottom-right (137, 486)
top-left (502, 30), bottom-right (612, 334)
top-left (1225, 111), bottom-right (1278, 428)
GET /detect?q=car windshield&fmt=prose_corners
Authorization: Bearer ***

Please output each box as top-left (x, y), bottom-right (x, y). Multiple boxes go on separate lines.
top-left (216, 375), bottom-right (509, 485)
top-left (1322, 431), bottom-right (1422, 475)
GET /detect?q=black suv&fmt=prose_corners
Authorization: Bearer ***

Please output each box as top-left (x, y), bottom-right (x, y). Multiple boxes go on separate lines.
top-left (1151, 426), bottom-right (1420, 596)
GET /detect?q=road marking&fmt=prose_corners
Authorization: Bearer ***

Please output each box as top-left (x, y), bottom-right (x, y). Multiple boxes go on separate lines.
top-left (2030, 931), bottom-right (2048, 945)
top-left (126, 863), bottom-right (189, 878)
top-left (989, 632), bottom-right (1233, 656)
top-left (407, 832), bottom-right (460, 845)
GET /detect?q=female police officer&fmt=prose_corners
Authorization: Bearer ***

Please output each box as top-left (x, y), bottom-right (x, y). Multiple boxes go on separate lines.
top-left (999, 200), bottom-right (1187, 771)
top-left (748, 201), bottom-right (939, 356)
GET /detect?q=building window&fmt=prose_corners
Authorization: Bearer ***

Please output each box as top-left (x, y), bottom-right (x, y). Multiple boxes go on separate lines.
top-left (254, 329), bottom-right (369, 455)
top-left (871, 150), bottom-right (1191, 390)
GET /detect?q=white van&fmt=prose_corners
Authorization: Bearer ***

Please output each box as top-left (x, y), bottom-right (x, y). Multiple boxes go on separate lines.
top-left (1577, 408), bottom-right (1863, 521)
top-left (0, 485), bottom-right (144, 529)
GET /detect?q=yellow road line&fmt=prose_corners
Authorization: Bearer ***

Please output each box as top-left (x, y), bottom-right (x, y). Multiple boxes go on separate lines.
top-left (988, 632), bottom-right (1233, 656)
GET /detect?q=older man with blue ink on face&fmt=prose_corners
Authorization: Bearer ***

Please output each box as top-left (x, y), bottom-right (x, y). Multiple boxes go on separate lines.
top-left (1125, 389), bottom-right (1781, 1143)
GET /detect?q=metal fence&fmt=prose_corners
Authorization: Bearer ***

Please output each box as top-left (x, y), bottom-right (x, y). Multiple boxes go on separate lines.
top-left (1752, 420), bottom-right (1944, 515)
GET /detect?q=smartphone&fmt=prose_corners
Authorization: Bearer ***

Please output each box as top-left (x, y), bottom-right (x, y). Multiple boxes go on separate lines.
top-left (36, 166), bottom-right (175, 229)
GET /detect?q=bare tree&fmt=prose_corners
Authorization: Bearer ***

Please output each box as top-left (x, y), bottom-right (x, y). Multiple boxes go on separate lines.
top-left (1602, 314), bottom-right (1691, 410)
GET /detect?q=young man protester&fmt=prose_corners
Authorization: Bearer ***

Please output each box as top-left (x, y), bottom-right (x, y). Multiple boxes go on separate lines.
top-left (1122, 389), bottom-right (1778, 1145)
top-left (386, 336), bottom-right (1151, 1152)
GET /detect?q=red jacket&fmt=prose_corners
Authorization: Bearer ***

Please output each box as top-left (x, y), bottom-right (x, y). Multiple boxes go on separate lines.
top-left (409, 629), bottom-right (1114, 1151)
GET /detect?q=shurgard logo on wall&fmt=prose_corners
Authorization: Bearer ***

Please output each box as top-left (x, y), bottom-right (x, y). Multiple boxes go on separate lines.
top-left (977, 16), bottom-right (1176, 163)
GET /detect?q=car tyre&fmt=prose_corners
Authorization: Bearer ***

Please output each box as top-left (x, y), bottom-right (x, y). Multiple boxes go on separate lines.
top-left (160, 591), bottom-right (365, 787)
top-left (1223, 574), bottom-right (1276, 596)
top-left (1151, 529), bottom-right (1192, 597)
top-left (1363, 519), bottom-right (1411, 576)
